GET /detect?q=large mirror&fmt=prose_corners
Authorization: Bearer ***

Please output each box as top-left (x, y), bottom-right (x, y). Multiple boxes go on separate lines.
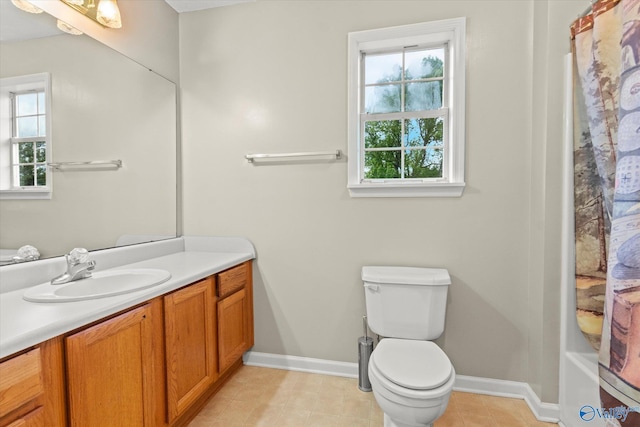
top-left (0, 2), bottom-right (177, 264)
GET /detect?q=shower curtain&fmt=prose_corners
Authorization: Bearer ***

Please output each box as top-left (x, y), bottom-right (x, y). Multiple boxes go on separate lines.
top-left (571, 0), bottom-right (640, 424)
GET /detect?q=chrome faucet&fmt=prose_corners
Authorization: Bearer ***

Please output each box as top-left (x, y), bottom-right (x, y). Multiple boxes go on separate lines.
top-left (51, 249), bottom-right (96, 285)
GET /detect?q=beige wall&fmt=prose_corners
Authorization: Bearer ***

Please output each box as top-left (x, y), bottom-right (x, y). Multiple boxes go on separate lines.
top-left (180, 0), bottom-right (586, 403)
top-left (527, 0), bottom-right (586, 403)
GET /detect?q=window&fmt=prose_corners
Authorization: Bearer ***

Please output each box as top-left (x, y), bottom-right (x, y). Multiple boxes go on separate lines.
top-left (12, 91), bottom-right (47, 187)
top-left (0, 73), bottom-right (52, 199)
top-left (347, 18), bottom-right (466, 197)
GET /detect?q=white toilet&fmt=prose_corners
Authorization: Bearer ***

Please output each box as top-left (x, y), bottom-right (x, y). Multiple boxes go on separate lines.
top-left (363, 266), bottom-right (455, 427)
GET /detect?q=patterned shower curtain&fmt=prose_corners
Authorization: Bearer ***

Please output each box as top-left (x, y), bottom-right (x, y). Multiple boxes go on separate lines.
top-left (571, 0), bottom-right (640, 424)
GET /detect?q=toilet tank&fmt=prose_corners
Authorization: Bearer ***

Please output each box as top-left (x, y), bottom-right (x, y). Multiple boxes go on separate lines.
top-left (363, 266), bottom-right (451, 340)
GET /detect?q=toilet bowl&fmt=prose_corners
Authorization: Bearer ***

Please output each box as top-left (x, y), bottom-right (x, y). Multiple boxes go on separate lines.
top-left (368, 338), bottom-right (455, 427)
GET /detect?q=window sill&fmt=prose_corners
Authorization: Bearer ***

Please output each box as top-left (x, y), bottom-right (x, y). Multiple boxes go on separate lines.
top-left (0, 189), bottom-right (52, 200)
top-left (348, 182), bottom-right (465, 198)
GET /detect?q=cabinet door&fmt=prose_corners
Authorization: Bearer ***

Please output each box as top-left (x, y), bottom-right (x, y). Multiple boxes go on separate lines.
top-left (218, 288), bottom-right (249, 373)
top-left (164, 277), bottom-right (217, 422)
top-left (65, 301), bottom-right (164, 427)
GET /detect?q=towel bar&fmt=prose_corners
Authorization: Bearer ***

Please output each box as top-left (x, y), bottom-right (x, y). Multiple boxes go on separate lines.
top-left (245, 150), bottom-right (341, 163)
top-left (48, 160), bottom-right (122, 170)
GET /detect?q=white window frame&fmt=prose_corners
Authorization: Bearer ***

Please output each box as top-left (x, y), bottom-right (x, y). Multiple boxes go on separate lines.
top-left (0, 73), bottom-right (52, 200)
top-left (347, 18), bottom-right (466, 198)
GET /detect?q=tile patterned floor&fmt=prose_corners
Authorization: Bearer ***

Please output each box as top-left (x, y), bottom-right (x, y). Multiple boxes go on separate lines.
top-left (189, 365), bottom-right (558, 427)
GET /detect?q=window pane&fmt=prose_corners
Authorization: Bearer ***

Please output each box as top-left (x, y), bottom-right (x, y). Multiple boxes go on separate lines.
top-left (38, 91), bottom-right (46, 113)
top-left (365, 120), bottom-right (401, 148)
top-left (38, 115), bottom-right (46, 136)
top-left (17, 92), bottom-right (38, 116)
top-left (36, 165), bottom-right (47, 186)
top-left (17, 116), bottom-right (38, 137)
top-left (405, 48), bottom-right (445, 80)
top-left (405, 148), bottom-right (443, 178)
top-left (36, 141), bottom-right (46, 162)
top-left (19, 165), bottom-right (34, 186)
top-left (405, 81), bottom-right (443, 111)
top-left (365, 84), bottom-right (401, 113)
top-left (364, 150), bottom-right (401, 179)
top-left (404, 118), bottom-right (444, 148)
top-left (365, 52), bottom-right (402, 84)
top-left (18, 142), bottom-right (34, 163)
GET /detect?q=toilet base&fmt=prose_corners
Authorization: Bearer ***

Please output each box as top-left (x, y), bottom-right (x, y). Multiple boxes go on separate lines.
top-left (384, 413), bottom-right (433, 427)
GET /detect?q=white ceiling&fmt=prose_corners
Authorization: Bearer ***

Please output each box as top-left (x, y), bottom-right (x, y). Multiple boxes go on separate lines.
top-left (164, 0), bottom-right (254, 13)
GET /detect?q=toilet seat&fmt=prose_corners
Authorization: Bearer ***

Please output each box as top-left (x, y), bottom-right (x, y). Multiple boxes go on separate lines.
top-left (372, 339), bottom-right (452, 390)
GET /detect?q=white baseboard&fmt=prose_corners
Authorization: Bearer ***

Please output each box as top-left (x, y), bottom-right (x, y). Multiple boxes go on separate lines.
top-left (243, 351), bottom-right (561, 423)
top-left (243, 350), bottom-right (359, 378)
top-left (454, 374), bottom-right (560, 423)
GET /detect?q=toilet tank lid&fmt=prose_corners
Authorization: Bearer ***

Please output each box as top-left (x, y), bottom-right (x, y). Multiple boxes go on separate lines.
top-left (362, 266), bottom-right (451, 286)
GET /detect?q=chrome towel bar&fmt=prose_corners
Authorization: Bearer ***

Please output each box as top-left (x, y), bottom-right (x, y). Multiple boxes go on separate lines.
top-left (245, 150), bottom-right (341, 163)
top-left (48, 160), bottom-right (122, 170)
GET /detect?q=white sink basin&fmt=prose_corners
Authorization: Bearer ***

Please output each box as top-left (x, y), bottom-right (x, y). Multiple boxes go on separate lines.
top-left (23, 268), bottom-right (171, 302)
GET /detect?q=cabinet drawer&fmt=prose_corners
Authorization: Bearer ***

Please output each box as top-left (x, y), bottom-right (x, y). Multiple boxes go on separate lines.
top-left (6, 406), bottom-right (44, 427)
top-left (0, 349), bottom-right (44, 418)
top-left (218, 263), bottom-right (248, 298)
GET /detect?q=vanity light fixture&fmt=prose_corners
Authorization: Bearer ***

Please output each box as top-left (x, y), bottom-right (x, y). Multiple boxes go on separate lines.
top-left (60, 0), bottom-right (122, 29)
top-left (11, 0), bottom-right (43, 14)
top-left (57, 19), bottom-right (83, 35)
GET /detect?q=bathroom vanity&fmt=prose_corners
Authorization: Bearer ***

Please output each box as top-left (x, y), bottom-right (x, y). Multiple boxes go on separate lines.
top-left (0, 237), bottom-right (255, 427)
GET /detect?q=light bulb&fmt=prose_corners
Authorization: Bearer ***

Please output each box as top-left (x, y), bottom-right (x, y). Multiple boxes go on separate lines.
top-left (96, 0), bottom-right (122, 29)
top-left (11, 0), bottom-right (43, 14)
top-left (57, 20), bottom-right (83, 35)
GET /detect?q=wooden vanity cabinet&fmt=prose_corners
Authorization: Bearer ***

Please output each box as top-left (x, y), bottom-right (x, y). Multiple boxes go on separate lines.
top-left (2, 259), bottom-right (253, 427)
top-left (0, 338), bottom-right (65, 427)
top-left (65, 299), bottom-right (165, 427)
top-left (164, 277), bottom-right (217, 422)
top-left (217, 261), bottom-right (254, 373)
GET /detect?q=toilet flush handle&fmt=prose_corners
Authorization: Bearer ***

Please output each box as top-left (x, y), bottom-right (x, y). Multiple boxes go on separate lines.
top-left (365, 284), bottom-right (379, 292)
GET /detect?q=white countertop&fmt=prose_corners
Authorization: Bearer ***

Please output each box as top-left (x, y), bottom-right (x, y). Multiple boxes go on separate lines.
top-left (0, 237), bottom-right (256, 359)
